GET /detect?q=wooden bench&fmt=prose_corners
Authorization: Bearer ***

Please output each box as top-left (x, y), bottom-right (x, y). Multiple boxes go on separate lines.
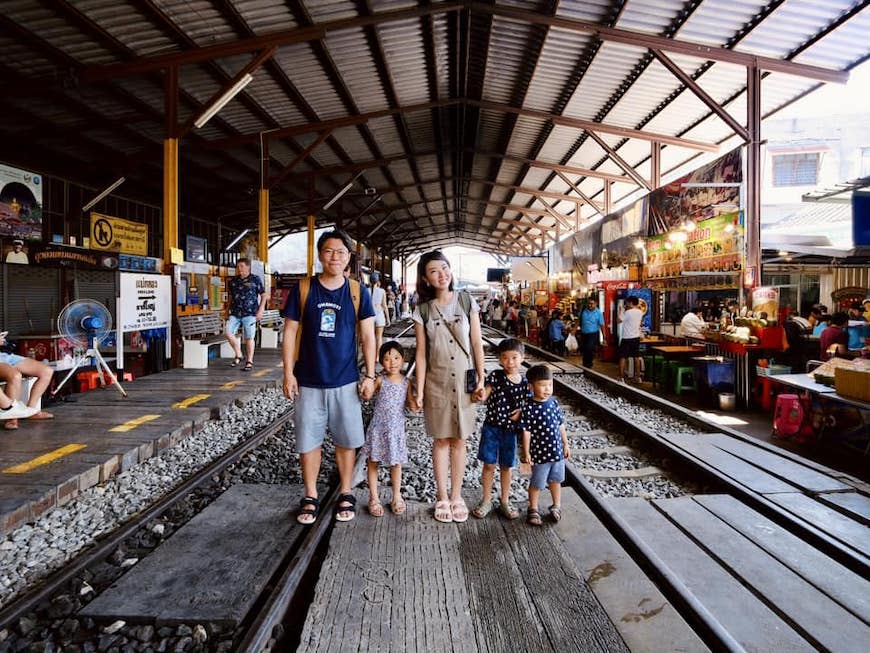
top-left (177, 312), bottom-right (227, 369)
top-left (259, 309), bottom-right (284, 349)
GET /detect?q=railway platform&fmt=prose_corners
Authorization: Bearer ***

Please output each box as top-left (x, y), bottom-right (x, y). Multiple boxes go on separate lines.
top-left (0, 350), bottom-right (286, 535)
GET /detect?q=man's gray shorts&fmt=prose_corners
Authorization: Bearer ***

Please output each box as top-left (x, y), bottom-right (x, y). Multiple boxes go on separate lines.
top-left (294, 382), bottom-right (365, 454)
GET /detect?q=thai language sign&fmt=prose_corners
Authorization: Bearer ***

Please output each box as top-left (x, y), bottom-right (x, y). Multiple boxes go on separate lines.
top-left (90, 213), bottom-right (148, 255)
top-left (119, 273), bottom-right (171, 332)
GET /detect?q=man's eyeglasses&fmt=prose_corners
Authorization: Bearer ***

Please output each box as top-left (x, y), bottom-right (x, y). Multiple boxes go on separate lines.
top-left (321, 248), bottom-right (349, 258)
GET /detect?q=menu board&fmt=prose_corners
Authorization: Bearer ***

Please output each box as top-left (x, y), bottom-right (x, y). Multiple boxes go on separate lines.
top-left (645, 212), bottom-right (743, 280)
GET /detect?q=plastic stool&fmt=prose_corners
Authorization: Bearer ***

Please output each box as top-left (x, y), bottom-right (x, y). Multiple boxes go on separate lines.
top-left (663, 360), bottom-right (681, 387)
top-left (674, 366), bottom-right (697, 395)
top-left (76, 370), bottom-right (102, 392)
top-left (122, 372), bottom-right (134, 382)
top-left (754, 375), bottom-right (776, 411)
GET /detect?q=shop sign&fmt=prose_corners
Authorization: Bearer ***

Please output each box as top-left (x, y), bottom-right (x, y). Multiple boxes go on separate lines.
top-left (31, 243), bottom-right (118, 269)
top-left (751, 286), bottom-right (779, 319)
top-left (645, 212), bottom-right (742, 280)
top-left (90, 212), bottom-right (148, 255)
top-left (119, 272), bottom-right (171, 331)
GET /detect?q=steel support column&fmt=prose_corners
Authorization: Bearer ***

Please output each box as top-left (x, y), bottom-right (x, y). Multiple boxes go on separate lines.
top-left (745, 64), bottom-right (762, 284)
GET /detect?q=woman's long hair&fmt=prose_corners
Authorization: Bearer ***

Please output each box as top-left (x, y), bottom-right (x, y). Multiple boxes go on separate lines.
top-left (416, 250), bottom-right (453, 303)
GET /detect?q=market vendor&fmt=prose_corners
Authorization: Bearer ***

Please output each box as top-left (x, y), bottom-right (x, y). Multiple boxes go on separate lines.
top-left (680, 306), bottom-right (707, 339)
top-left (820, 312), bottom-right (848, 361)
top-left (846, 302), bottom-right (869, 351)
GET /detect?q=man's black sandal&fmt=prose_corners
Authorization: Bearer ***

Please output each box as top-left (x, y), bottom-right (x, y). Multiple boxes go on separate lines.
top-left (335, 493), bottom-right (357, 522)
top-left (242, 361), bottom-right (253, 371)
top-left (297, 496), bottom-right (319, 524)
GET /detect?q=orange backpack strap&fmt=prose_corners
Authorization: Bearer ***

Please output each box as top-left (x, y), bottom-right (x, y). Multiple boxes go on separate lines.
top-left (293, 276), bottom-right (312, 360)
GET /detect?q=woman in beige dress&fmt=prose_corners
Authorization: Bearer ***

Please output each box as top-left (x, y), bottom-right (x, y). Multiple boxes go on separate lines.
top-left (413, 251), bottom-right (485, 523)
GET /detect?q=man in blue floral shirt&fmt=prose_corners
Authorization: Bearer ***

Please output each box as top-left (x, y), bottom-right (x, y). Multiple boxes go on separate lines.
top-left (226, 257), bottom-right (267, 371)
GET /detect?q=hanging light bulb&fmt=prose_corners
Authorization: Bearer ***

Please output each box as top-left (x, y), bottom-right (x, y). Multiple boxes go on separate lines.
top-left (683, 219), bottom-right (696, 232)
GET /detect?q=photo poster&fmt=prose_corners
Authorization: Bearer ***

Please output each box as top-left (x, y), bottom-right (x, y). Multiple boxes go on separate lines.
top-left (0, 163), bottom-right (43, 240)
top-left (599, 196), bottom-right (648, 268)
top-left (648, 147), bottom-right (742, 236)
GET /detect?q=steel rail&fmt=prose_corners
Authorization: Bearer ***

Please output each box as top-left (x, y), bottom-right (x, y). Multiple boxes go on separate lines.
top-left (0, 408), bottom-right (295, 629)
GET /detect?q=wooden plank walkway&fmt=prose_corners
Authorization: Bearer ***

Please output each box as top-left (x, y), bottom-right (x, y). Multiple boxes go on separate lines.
top-left (299, 491), bottom-right (632, 653)
top-left (0, 350), bottom-right (286, 534)
top-left (81, 484), bottom-right (305, 625)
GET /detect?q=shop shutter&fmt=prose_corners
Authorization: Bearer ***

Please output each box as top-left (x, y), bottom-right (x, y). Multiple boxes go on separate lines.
top-left (3, 265), bottom-right (60, 335)
top-left (72, 270), bottom-right (118, 323)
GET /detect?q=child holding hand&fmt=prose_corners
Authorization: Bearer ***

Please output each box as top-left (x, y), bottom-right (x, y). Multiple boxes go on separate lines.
top-left (471, 338), bottom-right (530, 519)
top-left (520, 364), bottom-right (571, 526)
top-left (361, 341), bottom-right (414, 517)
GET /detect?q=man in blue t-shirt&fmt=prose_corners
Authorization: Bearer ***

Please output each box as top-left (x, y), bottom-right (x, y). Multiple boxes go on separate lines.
top-left (579, 297), bottom-right (606, 368)
top-left (225, 258), bottom-right (267, 371)
top-left (282, 230), bottom-right (376, 525)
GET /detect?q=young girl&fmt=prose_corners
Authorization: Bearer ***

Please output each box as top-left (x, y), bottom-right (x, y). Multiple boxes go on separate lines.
top-left (362, 341), bottom-right (413, 517)
top-left (413, 250), bottom-right (486, 523)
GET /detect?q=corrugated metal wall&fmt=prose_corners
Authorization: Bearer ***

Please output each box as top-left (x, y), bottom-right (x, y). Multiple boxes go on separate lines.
top-left (832, 267), bottom-right (870, 291)
top-left (2, 265), bottom-right (60, 335)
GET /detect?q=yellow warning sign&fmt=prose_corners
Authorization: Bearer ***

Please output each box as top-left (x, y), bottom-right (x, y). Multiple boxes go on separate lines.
top-left (90, 212), bottom-right (148, 255)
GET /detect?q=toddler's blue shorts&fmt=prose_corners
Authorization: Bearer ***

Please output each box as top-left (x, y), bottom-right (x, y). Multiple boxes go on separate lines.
top-left (530, 459), bottom-right (565, 489)
top-left (477, 423), bottom-right (518, 468)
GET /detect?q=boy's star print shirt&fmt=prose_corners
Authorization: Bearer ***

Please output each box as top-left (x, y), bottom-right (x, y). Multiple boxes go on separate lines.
top-left (484, 369), bottom-right (531, 429)
top-left (520, 397), bottom-right (565, 463)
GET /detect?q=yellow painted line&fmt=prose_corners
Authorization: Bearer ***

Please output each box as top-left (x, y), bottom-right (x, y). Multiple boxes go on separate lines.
top-left (220, 381), bottom-right (244, 390)
top-left (253, 369), bottom-right (270, 378)
top-left (3, 444), bottom-right (87, 474)
top-left (172, 393), bottom-right (211, 408)
top-left (110, 414), bottom-right (161, 432)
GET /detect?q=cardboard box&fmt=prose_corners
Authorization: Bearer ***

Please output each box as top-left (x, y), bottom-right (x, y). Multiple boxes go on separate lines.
top-left (835, 367), bottom-right (870, 402)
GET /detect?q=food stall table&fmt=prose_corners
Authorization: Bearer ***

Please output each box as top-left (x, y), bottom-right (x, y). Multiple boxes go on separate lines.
top-left (769, 373), bottom-right (870, 454)
top-left (650, 345), bottom-right (706, 388)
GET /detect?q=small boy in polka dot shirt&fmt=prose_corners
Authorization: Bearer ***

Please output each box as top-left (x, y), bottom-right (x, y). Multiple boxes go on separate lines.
top-left (519, 364), bottom-right (570, 526)
top-left (471, 338), bottom-right (530, 520)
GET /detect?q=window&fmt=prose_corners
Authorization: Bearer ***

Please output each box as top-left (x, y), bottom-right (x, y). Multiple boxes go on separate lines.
top-left (861, 147), bottom-right (870, 178)
top-left (772, 153), bottom-right (819, 186)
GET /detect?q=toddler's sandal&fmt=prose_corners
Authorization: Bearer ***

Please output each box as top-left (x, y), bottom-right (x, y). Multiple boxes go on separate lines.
top-left (472, 500), bottom-right (493, 519)
top-left (498, 501), bottom-right (520, 520)
top-left (526, 508), bottom-right (542, 526)
top-left (549, 504), bottom-right (562, 522)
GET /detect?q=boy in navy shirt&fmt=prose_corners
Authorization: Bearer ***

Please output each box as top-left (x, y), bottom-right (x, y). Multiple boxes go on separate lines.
top-left (520, 364), bottom-right (570, 526)
top-left (472, 338), bottom-right (530, 520)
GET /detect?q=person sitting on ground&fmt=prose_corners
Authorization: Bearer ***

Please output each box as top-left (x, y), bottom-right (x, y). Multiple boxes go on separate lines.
top-left (471, 338), bottom-right (530, 521)
top-left (0, 332), bottom-right (53, 427)
top-left (519, 364), bottom-right (570, 526)
top-left (819, 312), bottom-right (849, 361)
top-left (680, 305), bottom-right (707, 339)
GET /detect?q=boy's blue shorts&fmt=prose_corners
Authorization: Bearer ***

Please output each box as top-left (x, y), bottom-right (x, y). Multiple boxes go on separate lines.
top-left (477, 423), bottom-right (519, 468)
top-left (530, 459), bottom-right (565, 489)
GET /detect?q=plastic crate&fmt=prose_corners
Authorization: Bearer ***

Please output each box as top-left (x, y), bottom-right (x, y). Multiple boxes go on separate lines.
top-left (756, 364), bottom-right (791, 377)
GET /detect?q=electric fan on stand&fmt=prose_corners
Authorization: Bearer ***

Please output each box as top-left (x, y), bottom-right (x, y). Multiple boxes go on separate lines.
top-left (52, 299), bottom-right (127, 397)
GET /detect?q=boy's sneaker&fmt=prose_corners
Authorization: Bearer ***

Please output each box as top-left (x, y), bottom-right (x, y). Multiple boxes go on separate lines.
top-left (0, 401), bottom-right (39, 420)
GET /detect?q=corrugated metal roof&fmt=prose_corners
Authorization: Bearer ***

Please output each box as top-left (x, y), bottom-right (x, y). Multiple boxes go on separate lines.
top-left (0, 0), bottom-right (867, 256)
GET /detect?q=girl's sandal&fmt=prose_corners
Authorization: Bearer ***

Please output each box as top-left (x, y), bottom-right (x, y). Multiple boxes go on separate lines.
top-left (450, 499), bottom-right (469, 523)
top-left (368, 499), bottom-right (385, 518)
top-left (527, 508), bottom-right (542, 526)
top-left (549, 504), bottom-right (562, 522)
top-left (391, 496), bottom-right (406, 515)
top-left (434, 500), bottom-right (453, 523)
top-left (472, 500), bottom-right (493, 519)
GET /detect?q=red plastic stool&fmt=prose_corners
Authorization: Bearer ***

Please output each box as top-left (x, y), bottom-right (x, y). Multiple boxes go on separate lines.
top-left (122, 372), bottom-right (134, 382)
top-left (754, 375), bottom-right (777, 411)
top-left (773, 393), bottom-right (812, 440)
top-left (76, 370), bottom-right (102, 392)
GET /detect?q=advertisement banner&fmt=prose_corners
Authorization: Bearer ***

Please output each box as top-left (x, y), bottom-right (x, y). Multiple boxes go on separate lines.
top-left (645, 212), bottom-right (743, 280)
top-left (90, 213), bottom-right (148, 255)
top-left (119, 273), bottom-right (172, 332)
top-left (648, 148), bottom-right (742, 236)
top-left (0, 163), bottom-right (43, 239)
top-left (751, 286), bottom-right (779, 319)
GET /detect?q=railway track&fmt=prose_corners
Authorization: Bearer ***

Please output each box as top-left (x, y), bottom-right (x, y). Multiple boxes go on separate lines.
top-left (3, 321), bottom-right (865, 652)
